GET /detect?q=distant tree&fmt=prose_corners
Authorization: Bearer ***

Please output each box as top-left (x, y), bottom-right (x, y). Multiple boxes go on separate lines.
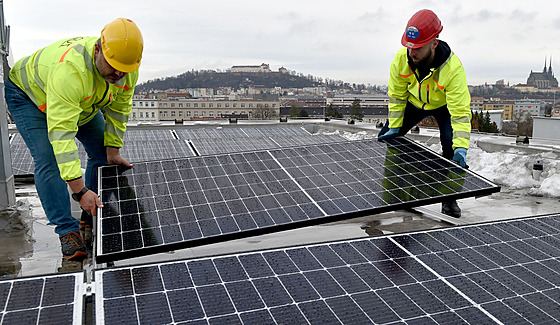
top-left (482, 111), bottom-right (492, 131)
top-left (326, 104), bottom-right (343, 118)
top-left (299, 109), bottom-right (309, 117)
top-left (289, 105), bottom-right (299, 117)
top-left (349, 99), bottom-right (364, 120)
top-left (514, 111), bottom-right (533, 136)
top-left (253, 105), bottom-right (278, 120)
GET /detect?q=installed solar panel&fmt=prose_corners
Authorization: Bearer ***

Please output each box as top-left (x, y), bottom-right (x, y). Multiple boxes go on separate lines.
top-left (122, 129), bottom-right (176, 141)
top-left (119, 140), bottom-right (196, 162)
top-left (96, 137), bottom-right (499, 262)
top-left (9, 133), bottom-right (89, 176)
top-left (9, 133), bottom-right (34, 175)
top-left (0, 272), bottom-right (83, 325)
top-left (95, 214), bottom-right (560, 325)
top-left (9, 130), bottom-right (192, 176)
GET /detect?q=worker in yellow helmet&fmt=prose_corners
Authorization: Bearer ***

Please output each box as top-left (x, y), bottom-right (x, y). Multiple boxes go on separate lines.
top-left (378, 9), bottom-right (471, 218)
top-left (5, 18), bottom-right (143, 260)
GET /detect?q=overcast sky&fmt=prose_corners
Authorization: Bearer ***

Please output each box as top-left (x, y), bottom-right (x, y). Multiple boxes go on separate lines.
top-left (4, 1), bottom-right (560, 87)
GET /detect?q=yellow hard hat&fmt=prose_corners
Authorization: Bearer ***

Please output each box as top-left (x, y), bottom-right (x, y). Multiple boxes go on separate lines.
top-left (100, 18), bottom-right (143, 73)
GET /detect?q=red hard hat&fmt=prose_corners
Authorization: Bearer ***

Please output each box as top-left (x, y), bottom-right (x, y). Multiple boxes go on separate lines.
top-left (401, 9), bottom-right (443, 49)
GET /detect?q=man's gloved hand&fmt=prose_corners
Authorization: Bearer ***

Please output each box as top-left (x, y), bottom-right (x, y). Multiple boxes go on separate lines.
top-left (453, 148), bottom-right (467, 167)
top-left (378, 128), bottom-right (400, 141)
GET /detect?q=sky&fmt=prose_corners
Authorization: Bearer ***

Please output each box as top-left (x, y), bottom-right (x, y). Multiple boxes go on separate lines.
top-left (4, 1), bottom-right (560, 87)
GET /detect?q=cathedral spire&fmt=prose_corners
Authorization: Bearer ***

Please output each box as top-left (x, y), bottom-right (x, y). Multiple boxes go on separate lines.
top-left (550, 56), bottom-right (553, 74)
top-left (544, 56), bottom-right (547, 73)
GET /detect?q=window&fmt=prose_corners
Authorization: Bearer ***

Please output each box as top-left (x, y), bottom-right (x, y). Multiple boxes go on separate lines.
top-left (209, 111), bottom-right (214, 117)
top-left (241, 104), bottom-right (245, 108)
top-left (171, 103), bottom-right (175, 108)
top-left (187, 111), bottom-right (191, 117)
top-left (139, 102), bottom-right (143, 107)
top-left (163, 103), bottom-right (168, 108)
top-left (209, 103), bottom-right (214, 108)
top-left (179, 111), bottom-right (183, 117)
top-left (132, 112), bottom-right (136, 118)
top-left (194, 111), bottom-right (199, 117)
top-left (179, 103), bottom-right (183, 108)
top-left (151, 102), bottom-right (155, 107)
top-left (225, 104), bottom-right (230, 108)
top-left (140, 112), bottom-right (143, 118)
top-left (171, 111), bottom-right (176, 117)
top-left (194, 103), bottom-right (198, 108)
top-left (217, 104), bottom-right (222, 108)
top-left (201, 103), bottom-right (206, 108)
top-left (217, 111), bottom-right (222, 117)
top-left (201, 111), bottom-right (206, 117)
top-left (187, 103), bottom-right (191, 108)
top-left (151, 112), bottom-right (155, 118)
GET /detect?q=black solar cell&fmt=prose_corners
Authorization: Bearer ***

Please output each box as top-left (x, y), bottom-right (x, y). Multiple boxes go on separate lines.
top-left (94, 214), bottom-right (560, 324)
top-left (96, 138), bottom-right (499, 262)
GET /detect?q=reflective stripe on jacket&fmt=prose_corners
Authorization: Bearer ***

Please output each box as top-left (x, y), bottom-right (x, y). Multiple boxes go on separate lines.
top-left (388, 46), bottom-right (471, 150)
top-left (9, 37), bottom-right (138, 181)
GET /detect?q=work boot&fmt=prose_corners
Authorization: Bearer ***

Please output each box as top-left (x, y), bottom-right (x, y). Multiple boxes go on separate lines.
top-left (60, 231), bottom-right (87, 260)
top-left (79, 210), bottom-right (93, 251)
top-left (441, 200), bottom-right (461, 218)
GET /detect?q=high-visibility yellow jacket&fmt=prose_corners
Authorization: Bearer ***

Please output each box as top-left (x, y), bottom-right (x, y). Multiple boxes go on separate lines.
top-left (388, 42), bottom-right (471, 150)
top-left (9, 36), bottom-right (138, 181)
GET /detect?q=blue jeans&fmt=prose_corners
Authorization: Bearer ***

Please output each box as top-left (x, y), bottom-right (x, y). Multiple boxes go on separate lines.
top-left (5, 77), bottom-right (107, 237)
top-left (379, 102), bottom-right (454, 159)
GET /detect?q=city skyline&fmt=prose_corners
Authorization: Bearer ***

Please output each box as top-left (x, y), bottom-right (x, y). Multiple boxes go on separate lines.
top-left (4, 1), bottom-right (560, 87)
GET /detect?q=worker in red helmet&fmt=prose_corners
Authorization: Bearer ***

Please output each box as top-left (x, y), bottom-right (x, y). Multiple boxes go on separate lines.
top-left (378, 9), bottom-right (471, 218)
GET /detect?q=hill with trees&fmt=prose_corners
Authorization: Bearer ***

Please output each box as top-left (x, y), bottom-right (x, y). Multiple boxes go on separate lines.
top-left (135, 69), bottom-right (382, 93)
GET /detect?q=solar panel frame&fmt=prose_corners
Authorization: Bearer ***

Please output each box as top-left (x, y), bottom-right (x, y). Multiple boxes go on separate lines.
top-left (95, 213), bottom-right (560, 325)
top-left (96, 137), bottom-right (500, 263)
top-left (0, 272), bottom-right (84, 325)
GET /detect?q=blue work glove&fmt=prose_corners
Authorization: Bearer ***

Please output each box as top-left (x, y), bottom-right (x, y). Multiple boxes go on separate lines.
top-left (453, 148), bottom-right (467, 167)
top-left (378, 128), bottom-right (400, 141)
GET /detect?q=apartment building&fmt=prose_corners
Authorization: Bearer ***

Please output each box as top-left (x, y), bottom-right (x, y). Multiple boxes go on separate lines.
top-left (514, 99), bottom-right (545, 116)
top-left (132, 97), bottom-right (281, 121)
top-left (483, 99), bottom-right (515, 120)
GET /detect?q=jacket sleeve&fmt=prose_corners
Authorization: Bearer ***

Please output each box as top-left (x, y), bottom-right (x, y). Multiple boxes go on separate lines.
top-left (103, 73), bottom-right (138, 148)
top-left (445, 60), bottom-right (471, 150)
top-left (46, 62), bottom-right (86, 181)
top-left (387, 49), bottom-right (409, 129)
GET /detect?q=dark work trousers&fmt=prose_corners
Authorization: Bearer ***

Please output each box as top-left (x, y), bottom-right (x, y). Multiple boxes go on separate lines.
top-left (379, 102), bottom-right (454, 160)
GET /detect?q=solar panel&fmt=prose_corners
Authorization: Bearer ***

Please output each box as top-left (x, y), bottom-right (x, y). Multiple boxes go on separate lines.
top-left (122, 129), bottom-right (176, 141)
top-left (9, 130), bottom-right (193, 176)
top-left (96, 137), bottom-right (500, 262)
top-left (0, 272), bottom-right (83, 325)
top-left (94, 213), bottom-right (560, 324)
top-left (9, 134), bottom-right (88, 176)
top-left (9, 133), bottom-right (34, 175)
top-left (119, 140), bottom-right (196, 162)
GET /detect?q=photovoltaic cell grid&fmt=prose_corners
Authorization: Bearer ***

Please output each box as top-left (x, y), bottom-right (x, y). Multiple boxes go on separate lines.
top-left (0, 273), bottom-right (83, 325)
top-left (119, 140), bottom-right (196, 162)
top-left (9, 130), bottom-right (192, 175)
top-left (9, 133), bottom-right (34, 175)
top-left (122, 129), bottom-right (176, 142)
top-left (95, 214), bottom-right (560, 325)
top-left (96, 137), bottom-right (499, 262)
top-left (9, 133), bottom-right (88, 176)
top-left (178, 126), bottom-right (348, 156)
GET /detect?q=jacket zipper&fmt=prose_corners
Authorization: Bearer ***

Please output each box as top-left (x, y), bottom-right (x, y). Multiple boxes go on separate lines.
top-left (85, 81), bottom-right (110, 120)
